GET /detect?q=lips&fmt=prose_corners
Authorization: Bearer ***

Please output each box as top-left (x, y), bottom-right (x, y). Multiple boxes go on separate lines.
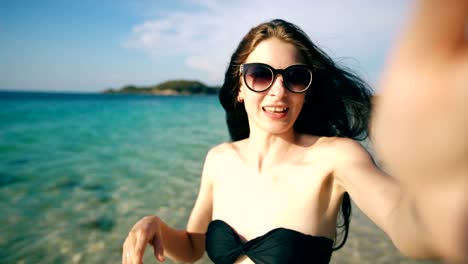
top-left (262, 106), bottom-right (288, 113)
top-left (262, 105), bottom-right (289, 119)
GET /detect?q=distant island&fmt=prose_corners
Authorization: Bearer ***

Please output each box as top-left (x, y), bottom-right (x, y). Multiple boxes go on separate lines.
top-left (102, 80), bottom-right (220, 95)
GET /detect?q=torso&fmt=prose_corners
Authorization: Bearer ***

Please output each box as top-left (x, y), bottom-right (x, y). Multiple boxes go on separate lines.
top-left (209, 135), bottom-right (346, 263)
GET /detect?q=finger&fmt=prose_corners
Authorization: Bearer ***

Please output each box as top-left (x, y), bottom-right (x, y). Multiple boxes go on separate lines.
top-left (123, 236), bottom-right (137, 264)
top-left (124, 233), bottom-right (144, 264)
top-left (413, 0), bottom-right (467, 52)
top-left (151, 235), bottom-right (165, 262)
top-left (395, 0), bottom-right (467, 62)
top-left (132, 230), bottom-right (149, 263)
top-left (123, 251), bottom-right (131, 264)
top-left (122, 237), bottom-right (130, 264)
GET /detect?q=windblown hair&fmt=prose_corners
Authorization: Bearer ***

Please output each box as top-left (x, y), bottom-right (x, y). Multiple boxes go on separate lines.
top-left (219, 19), bottom-right (373, 250)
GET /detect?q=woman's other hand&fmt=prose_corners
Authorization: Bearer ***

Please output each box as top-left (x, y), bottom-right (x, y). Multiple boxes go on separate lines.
top-left (123, 216), bottom-right (165, 264)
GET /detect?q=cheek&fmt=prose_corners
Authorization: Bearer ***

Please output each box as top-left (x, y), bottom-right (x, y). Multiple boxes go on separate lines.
top-left (243, 96), bottom-right (259, 113)
top-left (292, 95), bottom-right (306, 110)
top-left (289, 96), bottom-right (306, 119)
top-left (243, 93), bottom-right (264, 113)
top-left (238, 85), bottom-right (248, 104)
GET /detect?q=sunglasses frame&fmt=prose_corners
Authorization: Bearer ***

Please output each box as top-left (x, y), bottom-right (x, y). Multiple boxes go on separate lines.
top-left (240, 63), bottom-right (313, 93)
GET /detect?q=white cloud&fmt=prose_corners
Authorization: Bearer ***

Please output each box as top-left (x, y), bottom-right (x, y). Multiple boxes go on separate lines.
top-left (125, 0), bottom-right (412, 85)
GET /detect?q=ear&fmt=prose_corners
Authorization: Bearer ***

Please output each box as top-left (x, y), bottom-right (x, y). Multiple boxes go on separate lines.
top-left (237, 88), bottom-right (244, 103)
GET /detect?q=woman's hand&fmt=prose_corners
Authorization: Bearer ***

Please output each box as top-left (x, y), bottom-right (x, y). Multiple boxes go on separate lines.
top-left (122, 216), bottom-right (165, 264)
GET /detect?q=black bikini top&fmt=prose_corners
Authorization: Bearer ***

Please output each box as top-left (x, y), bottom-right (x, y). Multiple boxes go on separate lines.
top-left (205, 219), bottom-right (333, 264)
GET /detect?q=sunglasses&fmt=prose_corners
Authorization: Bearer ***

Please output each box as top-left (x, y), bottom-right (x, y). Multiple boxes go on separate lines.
top-left (240, 63), bottom-right (313, 93)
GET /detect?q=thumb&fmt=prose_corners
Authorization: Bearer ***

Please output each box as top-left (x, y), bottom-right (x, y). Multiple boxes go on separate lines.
top-left (151, 235), bottom-right (165, 262)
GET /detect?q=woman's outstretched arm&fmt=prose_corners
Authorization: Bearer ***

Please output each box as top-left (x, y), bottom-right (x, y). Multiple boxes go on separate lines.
top-left (371, 0), bottom-right (468, 262)
top-left (331, 138), bottom-right (436, 259)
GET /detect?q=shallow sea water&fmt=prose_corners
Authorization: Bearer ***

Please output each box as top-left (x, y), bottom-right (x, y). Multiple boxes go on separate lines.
top-left (0, 92), bottom-right (440, 264)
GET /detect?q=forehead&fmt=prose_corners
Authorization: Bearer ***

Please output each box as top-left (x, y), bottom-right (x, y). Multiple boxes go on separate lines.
top-left (245, 38), bottom-right (305, 68)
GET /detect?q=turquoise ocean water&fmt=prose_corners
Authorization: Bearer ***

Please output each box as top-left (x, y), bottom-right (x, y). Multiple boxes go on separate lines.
top-left (0, 91), bottom-right (439, 264)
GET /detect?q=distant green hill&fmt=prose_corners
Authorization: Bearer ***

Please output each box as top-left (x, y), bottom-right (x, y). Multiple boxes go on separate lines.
top-left (103, 80), bottom-right (220, 95)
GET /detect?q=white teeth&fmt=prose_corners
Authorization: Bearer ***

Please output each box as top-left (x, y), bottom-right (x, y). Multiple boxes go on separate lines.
top-left (263, 106), bottom-right (288, 113)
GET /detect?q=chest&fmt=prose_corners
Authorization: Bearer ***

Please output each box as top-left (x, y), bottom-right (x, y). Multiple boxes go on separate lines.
top-left (211, 160), bottom-right (341, 239)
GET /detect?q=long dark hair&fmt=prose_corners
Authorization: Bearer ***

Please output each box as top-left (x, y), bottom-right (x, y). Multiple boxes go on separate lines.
top-left (219, 19), bottom-right (373, 250)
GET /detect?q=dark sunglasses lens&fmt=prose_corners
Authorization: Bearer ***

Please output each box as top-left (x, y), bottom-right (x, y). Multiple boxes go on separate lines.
top-left (245, 65), bottom-right (273, 91)
top-left (285, 67), bottom-right (312, 92)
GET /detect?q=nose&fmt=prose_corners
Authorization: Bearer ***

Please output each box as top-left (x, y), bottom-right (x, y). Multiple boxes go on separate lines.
top-left (267, 74), bottom-right (287, 97)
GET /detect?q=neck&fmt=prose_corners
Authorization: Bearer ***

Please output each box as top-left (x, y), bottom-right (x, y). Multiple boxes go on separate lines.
top-left (246, 128), bottom-right (298, 173)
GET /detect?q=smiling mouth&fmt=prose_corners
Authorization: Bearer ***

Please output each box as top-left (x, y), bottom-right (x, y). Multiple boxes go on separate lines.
top-left (262, 106), bottom-right (288, 113)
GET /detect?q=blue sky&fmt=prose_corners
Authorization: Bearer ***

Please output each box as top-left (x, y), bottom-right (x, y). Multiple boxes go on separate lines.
top-left (0, 0), bottom-right (412, 92)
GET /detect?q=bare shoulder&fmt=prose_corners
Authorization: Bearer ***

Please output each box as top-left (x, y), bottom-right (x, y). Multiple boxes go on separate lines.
top-left (313, 136), bottom-right (372, 163)
top-left (203, 140), bottom-right (244, 168)
top-left (206, 141), bottom-right (243, 160)
top-left (202, 141), bottom-right (245, 185)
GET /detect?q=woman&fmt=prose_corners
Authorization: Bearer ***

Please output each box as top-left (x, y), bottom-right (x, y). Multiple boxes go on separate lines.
top-left (123, 19), bottom-right (434, 264)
